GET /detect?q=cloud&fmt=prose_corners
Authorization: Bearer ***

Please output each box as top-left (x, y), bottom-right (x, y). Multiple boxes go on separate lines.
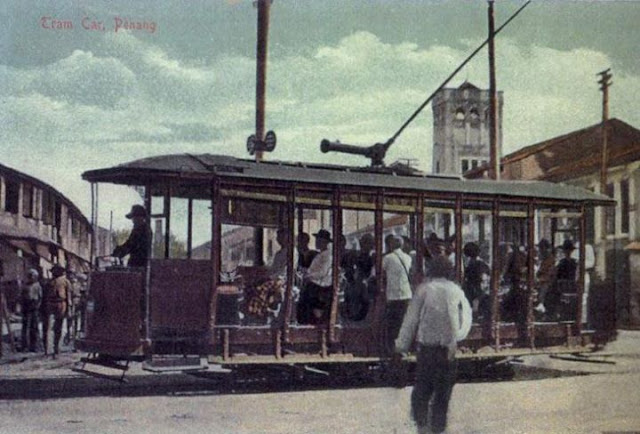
top-left (1, 28), bottom-right (639, 228)
top-left (33, 50), bottom-right (137, 108)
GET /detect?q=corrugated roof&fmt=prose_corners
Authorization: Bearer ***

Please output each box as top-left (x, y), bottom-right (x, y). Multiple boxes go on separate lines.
top-left (82, 153), bottom-right (614, 205)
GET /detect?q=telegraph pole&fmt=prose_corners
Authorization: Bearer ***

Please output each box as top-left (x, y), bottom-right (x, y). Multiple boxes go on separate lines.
top-left (488, 0), bottom-right (500, 180)
top-left (597, 68), bottom-right (612, 281)
top-left (598, 69), bottom-right (613, 194)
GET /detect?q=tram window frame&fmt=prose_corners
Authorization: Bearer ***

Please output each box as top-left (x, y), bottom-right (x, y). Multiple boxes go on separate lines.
top-left (293, 189), bottom-right (337, 326)
top-left (339, 207), bottom-right (376, 324)
top-left (461, 200), bottom-right (494, 323)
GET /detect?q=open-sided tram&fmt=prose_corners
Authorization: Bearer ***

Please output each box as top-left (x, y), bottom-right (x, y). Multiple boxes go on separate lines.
top-left (75, 153), bottom-right (616, 378)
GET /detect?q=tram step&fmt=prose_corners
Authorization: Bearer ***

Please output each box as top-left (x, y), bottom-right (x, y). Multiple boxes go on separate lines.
top-left (79, 356), bottom-right (130, 371)
top-left (142, 355), bottom-right (207, 373)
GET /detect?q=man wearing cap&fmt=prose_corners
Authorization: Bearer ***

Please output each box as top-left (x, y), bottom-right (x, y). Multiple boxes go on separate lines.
top-left (298, 229), bottom-right (333, 324)
top-left (20, 268), bottom-right (42, 352)
top-left (112, 204), bottom-right (152, 267)
top-left (42, 265), bottom-right (72, 357)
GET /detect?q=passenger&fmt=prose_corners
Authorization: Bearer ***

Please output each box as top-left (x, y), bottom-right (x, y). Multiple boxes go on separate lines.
top-left (402, 235), bottom-right (419, 284)
top-left (112, 204), bottom-right (152, 267)
top-left (501, 244), bottom-right (528, 323)
top-left (298, 229), bottom-right (333, 324)
top-left (343, 233), bottom-right (375, 321)
top-left (395, 256), bottom-right (472, 434)
top-left (424, 233), bottom-right (446, 278)
top-left (355, 233), bottom-right (376, 301)
top-left (534, 239), bottom-right (556, 317)
top-left (296, 232), bottom-right (318, 272)
top-left (548, 239), bottom-right (578, 320)
top-left (20, 268), bottom-right (42, 352)
top-left (42, 265), bottom-right (72, 358)
top-left (382, 234), bottom-right (412, 354)
top-left (463, 242), bottom-right (491, 320)
top-left (268, 228), bottom-right (289, 279)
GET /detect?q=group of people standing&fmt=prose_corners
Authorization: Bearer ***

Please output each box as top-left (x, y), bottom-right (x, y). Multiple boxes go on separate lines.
top-left (17, 264), bottom-right (85, 357)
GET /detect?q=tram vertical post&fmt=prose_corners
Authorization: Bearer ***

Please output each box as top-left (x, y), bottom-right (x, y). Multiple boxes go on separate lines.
top-left (490, 198), bottom-right (501, 348)
top-left (209, 178), bottom-right (222, 350)
top-left (576, 205), bottom-right (587, 335)
top-left (526, 201), bottom-right (536, 347)
top-left (330, 188), bottom-right (342, 343)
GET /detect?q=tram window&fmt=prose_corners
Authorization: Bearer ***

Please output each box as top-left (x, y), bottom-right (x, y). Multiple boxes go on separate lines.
top-left (498, 209), bottom-right (530, 325)
top-left (424, 201), bottom-right (456, 279)
top-left (217, 195), bottom-right (289, 326)
top-left (190, 200), bottom-right (213, 260)
top-left (294, 203), bottom-right (333, 325)
top-left (168, 197), bottom-right (189, 259)
top-left (462, 201), bottom-right (493, 323)
top-left (340, 209), bottom-right (375, 323)
top-left (536, 208), bottom-right (585, 323)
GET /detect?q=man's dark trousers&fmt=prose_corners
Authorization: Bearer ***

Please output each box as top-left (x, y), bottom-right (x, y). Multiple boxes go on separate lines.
top-left (412, 344), bottom-right (457, 434)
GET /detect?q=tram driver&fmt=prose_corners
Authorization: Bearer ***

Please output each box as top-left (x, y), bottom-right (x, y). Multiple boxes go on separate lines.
top-left (112, 204), bottom-right (152, 267)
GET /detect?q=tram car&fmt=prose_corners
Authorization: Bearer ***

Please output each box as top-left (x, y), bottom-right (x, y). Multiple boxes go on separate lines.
top-left (75, 152), bottom-right (616, 378)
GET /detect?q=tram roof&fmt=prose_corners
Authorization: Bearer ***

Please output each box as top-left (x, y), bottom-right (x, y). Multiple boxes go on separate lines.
top-left (82, 153), bottom-right (614, 206)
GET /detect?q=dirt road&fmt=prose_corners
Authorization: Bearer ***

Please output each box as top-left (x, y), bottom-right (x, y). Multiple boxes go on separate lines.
top-left (1, 331), bottom-right (639, 433)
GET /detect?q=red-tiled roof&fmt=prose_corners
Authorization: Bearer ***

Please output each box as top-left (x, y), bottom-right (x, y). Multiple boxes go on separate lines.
top-left (501, 118), bottom-right (640, 182)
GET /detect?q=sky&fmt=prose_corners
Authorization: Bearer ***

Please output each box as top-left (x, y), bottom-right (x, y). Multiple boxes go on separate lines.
top-left (1, 0), bottom-right (639, 231)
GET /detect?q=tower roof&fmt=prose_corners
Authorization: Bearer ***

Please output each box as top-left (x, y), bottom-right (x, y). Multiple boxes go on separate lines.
top-left (458, 81), bottom-right (480, 91)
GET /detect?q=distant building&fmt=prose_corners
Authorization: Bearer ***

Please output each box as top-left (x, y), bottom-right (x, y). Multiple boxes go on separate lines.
top-left (0, 162), bottom-right (96, 309)
top-left (431, 81), bottom-right (503, 175)
top-left (467, 118), bottom-right (640, 326)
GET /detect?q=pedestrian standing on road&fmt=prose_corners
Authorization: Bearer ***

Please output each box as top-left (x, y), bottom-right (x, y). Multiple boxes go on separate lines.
top-left (20, 268), bottom-right (42, 352)
top-left (42, 265), bottom-right (72, 358)
top-left (395, 256), bottom-right (472, 434)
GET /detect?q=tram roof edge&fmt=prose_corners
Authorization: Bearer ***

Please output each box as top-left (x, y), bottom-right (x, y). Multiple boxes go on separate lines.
top-left (82, 153), bottom-right (615, 206)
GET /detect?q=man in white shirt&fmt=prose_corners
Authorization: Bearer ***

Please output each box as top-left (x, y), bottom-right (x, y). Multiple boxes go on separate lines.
top-left (395, 256), bottom-right (472, 434)
top-left (382, 234), bottom-right (413, 354)
top-left (298, 229), bottom-right (333, 324)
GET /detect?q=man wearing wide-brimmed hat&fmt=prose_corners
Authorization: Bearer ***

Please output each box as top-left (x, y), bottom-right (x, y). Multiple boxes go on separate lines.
top-left (546, 239), bottom-right (578, 321)
top-left (112, 204), bottom-right (152, 267)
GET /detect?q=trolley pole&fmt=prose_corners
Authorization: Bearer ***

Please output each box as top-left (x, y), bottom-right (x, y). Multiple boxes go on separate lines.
top-left (254, 0), bottom-right (271, 163)
top-left (488, 0), bottom-right (500, 180)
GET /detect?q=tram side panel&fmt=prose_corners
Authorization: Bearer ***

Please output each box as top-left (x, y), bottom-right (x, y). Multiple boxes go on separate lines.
top-left (149, 259), bottom-right (210, 353)
top-left (78, 270), bottom-right (145, 356)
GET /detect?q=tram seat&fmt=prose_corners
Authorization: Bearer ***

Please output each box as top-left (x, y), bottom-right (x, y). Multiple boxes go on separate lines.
top-left (235, 266), bottom-right (284, 324)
